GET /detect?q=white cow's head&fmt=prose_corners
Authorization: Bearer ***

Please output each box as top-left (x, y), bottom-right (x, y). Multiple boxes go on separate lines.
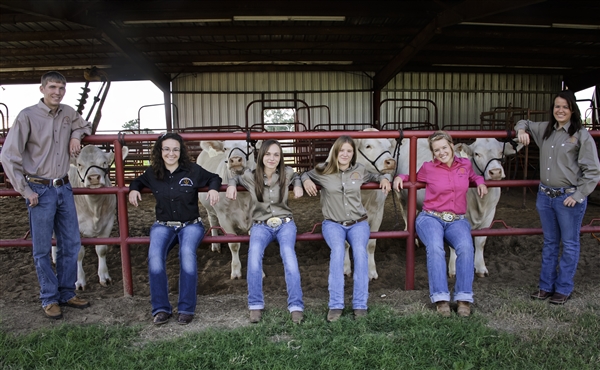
top-left (223, 139), bottom-right (257, 176)
top-left (355, 128), bottom-right (397, 175)
top-left (72, 145), bottom-right (129, 188)
top-left (455, 138), bottom-right (522, 181)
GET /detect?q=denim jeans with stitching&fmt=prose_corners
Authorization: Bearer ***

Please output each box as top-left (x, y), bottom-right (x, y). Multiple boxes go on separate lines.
top-left (247, 220), bottom-right (303, 312)
top-left (536, 190), bottom-right (587, 296)
top-left (148, 221), bottom-right (205, 316)
top-left (416, 212), bottom-right (474, 303)
top-left (321, 219), bottom-right (370, 310)
top-left (27, 182), bottom-right (81, 308)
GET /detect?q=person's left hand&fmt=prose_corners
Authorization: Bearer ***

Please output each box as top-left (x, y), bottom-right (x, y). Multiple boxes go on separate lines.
top-left (477, 184), bottom-right (488, 198)
top-left (206, 189), bottom-right (220, 206)
top-left (69, 138), bottom-right (81, 157)
top-left (380, 178), bottom-right (391, 195)
top-left (293, 186), bottom-right (303, 198)
top-left (563, 195), bottom-right (577, 207)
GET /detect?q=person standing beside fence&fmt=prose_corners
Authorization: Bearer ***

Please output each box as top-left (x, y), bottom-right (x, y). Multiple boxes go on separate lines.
top-left (1, 71), bottom-right (92, 319)
top-left (393, 131), bottom-right (488, 317)
top-left (302, 135), bottom-right (391, 322)
top-left (516, 91), bottom-right (600, 305)
top-left (226, 139), bottom-right (305, 324)
top-left (128, 133), bottom-right (221, 325)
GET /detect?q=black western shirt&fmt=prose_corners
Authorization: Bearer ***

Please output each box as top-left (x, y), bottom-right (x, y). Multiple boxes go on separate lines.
top-left (130, 163), bottom-right (222, 222)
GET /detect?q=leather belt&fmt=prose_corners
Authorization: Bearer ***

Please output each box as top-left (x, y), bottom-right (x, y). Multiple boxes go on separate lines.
top-left (26, 175), bottom-right (69, 187)
top-left (156, 217), bottom-right (202, 228)
top-left (254, 216), bottom-right (293, 228)
top-left (539, 184), bottom-right (576, 198)
top-left (424, 210), bottom-right (465, 222)
top-left (328, 215), bottom-right (368, 226)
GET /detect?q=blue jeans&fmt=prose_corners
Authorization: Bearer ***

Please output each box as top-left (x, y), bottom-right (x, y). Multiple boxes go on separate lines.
top-left (148, 221), bottom-right (205, 316)
top-left (416, 212), bottom-right (474, 303)
top-left (247, 220), bottom-right (303, 312)
top-left (536, 191), bottom-right (587, 296)
top-left (322, 219), bottom-right (370, 310)
top-left (27, 182), bottom-right (81, 307)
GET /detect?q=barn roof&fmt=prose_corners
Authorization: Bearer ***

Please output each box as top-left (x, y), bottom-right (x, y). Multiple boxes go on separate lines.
top-left (1, 0), bottom-right (598, 92)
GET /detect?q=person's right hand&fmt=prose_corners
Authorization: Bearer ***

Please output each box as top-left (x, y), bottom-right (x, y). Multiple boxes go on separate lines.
top-left (128, 190), bottom-right (141, 207)
top-left (517, 129), bottom-right (530, 146)
top-left (393, 176), bottom-right (404, 192)
top-left (226, 185), bottom-right (237, 200)
top-left (303, 179), bottom-right (318, 196)
top-left (27, 192), bottom-right (39, 207)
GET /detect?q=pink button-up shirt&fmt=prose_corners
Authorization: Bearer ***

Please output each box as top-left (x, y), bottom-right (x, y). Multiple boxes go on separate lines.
top-left (398, 157), bottom-right (484, 214)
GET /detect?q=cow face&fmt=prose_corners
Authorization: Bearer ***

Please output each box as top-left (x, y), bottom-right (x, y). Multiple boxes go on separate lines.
top-left (456, 138), bottom-right (519, 181)
top-left (355, 129), bottom-right (397, 175)
top-left (73, 145), bottom-right (129, 188)
top-left (223, 140), bottom-right (255, 175)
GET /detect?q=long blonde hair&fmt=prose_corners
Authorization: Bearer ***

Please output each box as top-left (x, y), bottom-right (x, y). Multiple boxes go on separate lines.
top-left (316, 135), bottom-right (357, 175)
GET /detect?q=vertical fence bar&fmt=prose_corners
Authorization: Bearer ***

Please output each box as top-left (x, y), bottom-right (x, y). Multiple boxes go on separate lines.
top-left (113, 140), bottom-right (134, 296)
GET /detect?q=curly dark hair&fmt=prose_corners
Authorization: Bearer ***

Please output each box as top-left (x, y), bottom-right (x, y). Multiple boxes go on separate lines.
top-left (542, 91), bottom-right (582, 140)
top-left (151, 132), bottom-right (193, 180)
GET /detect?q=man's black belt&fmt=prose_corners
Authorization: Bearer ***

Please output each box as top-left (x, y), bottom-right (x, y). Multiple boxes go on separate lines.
top-left (539, 184), bottom-right (576, 198)
top-left (26, 175), bottom-right (69, 187)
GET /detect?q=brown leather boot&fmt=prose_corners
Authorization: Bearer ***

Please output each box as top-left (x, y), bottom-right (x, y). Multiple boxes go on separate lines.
top-left (435, 301), bottom-right (451, 317)
top-left (457, 301), bottom-right (471, 317)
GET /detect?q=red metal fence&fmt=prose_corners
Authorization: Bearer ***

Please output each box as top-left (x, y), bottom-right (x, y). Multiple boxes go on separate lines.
top-left (1, 130), bottom-right (599, 296)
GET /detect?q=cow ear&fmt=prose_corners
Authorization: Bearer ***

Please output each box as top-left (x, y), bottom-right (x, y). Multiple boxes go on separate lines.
top-left (121, 146), bottom-right (129, 161)
top-left (455, 143), bottom-right (472, 158)
top-left (107, 151), bottom-right (115, 165)
top-left (503, 141), bottom-right (523, 156)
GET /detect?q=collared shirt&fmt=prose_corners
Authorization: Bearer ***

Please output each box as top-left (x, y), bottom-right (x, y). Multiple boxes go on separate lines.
top-left (1, 99), bottom-right (92, 199)
top-left (398, 157), bottom-right (485, 214)
top-left (515, 119), bottom-right (600, 203)
top-left (301, 163), bottom-right (390, 222)
top-left (229, 166), bottom-right (301, 221)
top-left (130, 163), bottom-right (222, 222)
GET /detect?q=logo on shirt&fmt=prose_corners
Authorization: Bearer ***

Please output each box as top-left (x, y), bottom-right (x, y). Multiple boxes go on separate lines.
top-left (62, 116), bottom-right (71, 125)
top-left (566, 137), bottom-right (578, 144)
top-left (179, 177), bottom-right (193, 187)
top-left (350, 171), bottom-right (362, 180)
top-left (457, 167), bottom-right (467, 176)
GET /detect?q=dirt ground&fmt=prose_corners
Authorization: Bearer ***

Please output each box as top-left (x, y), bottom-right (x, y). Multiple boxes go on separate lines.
top-left (1, 188), bottom-right (599, 339)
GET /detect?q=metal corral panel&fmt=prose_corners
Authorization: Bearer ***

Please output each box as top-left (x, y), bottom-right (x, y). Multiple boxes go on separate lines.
top-left (172, 72), bottom-right (373, 130)
top-left (382, 72), bottom-right (561, 130)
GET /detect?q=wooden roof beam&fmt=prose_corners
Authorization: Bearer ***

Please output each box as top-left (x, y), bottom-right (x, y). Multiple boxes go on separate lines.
top-left (373, 0), bottom-right (548, 90)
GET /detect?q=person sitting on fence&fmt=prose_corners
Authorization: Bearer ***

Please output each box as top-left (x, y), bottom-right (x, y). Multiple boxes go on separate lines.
top-left (128, 132), bottom-right (221, 325)
top-left (302, 135), bottom-right (391, 322)
top-left (393, 130), bottom-right (487, 317)
top-left (226, 139), bottom-right (305, 324)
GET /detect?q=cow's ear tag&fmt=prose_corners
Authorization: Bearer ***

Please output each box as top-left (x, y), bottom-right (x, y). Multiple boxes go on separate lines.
top-left (207, 147), bottom-right (219, 158)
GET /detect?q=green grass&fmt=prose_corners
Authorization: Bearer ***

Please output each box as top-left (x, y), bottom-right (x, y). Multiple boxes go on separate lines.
top-left (1, 306), bottom-right (599, 370)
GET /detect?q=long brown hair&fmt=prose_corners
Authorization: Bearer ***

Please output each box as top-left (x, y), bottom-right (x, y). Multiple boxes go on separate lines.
top-left (254, 139), bottom-right (286, 203)
top-left (316, 135), bottom-right (357, 175)
top-left (543, 91), bottom-right (582, 140)
top-left (151, 133), bottom-right (193, 180)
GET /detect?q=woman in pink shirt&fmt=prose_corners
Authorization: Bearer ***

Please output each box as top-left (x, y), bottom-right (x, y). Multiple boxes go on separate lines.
top-left (393, 131), bottom-right (487, 317)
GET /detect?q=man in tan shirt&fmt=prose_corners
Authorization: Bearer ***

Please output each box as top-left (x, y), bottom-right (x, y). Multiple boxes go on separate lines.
top-left (1, 71), bottom-right (92, 319)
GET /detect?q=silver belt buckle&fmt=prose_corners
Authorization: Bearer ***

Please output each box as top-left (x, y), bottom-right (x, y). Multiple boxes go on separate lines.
top-left (52, 178), bottom-right (62, 187)
top-left (166, 221), bottom-right (182, 227)
top-left (266, 217), bottom-right (282, 228)
top-left (441, 212), bottom-right (455, 222)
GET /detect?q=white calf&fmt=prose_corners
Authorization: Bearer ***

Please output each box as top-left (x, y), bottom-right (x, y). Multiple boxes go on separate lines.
top-left (197, 139), bottom-right (256, 279)
top-left (53, 145), bottom-right (128, 289)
